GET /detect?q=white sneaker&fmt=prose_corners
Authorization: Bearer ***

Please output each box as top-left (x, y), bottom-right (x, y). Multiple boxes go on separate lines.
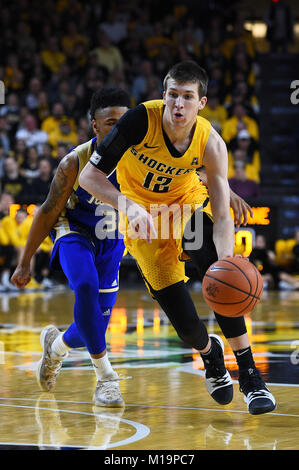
top-left (201, 334), bottom-right (233, 405)
top-left (36, 325), bottom-right (67, 392)
top-left (93, 372), bottom-right (125, 408)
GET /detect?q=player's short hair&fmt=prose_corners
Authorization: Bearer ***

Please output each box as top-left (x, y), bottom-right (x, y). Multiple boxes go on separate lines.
top-left (163, 61), bottom-right (208, 98)
top-left (90, 87), bottom-right (131, 120)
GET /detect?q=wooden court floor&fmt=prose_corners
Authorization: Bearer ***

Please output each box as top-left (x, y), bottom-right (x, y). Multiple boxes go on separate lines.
top-left (0, 286), bottom-right (299, 451)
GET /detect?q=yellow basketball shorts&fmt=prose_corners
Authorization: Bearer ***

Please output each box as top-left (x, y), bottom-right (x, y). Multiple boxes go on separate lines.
top-left (122, 197), bottom-right (212, 292)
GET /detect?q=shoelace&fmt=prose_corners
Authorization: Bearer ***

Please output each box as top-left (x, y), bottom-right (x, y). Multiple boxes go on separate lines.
top-left (239, 369), bottom-right (265, 394)
top-left (96, 375), bottom-right (132, 400)
top-left (44, 357), bottom-right (63, 387)
top-left (203, 356), bottom-right (226, 378)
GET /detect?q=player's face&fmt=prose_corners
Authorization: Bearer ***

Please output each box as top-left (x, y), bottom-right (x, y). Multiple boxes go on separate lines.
top-left (163, 79), bottom-right (207, 128)
top-left (92, 106), bottom-right (128, 139)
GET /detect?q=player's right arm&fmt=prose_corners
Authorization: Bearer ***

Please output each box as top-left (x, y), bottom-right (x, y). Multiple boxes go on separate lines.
top-left (11, 152), bottom-right (78, 288)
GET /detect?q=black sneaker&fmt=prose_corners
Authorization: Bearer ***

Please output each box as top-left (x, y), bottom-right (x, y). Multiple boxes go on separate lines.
top-left (239, 367), bottom-right (276, 415)
top-left (201, 334), bottom-right (233, 405)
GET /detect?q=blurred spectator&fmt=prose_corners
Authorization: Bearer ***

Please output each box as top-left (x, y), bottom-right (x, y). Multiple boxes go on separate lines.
top-left (221, 103), bottom-right (259, 144)
top-left (16, 21), bottom-right (36, 57)
top-left (72, 42), bottom-right (89, 73)
top-left (131, 60), bottom-right (162, 104)
top-left (203, 41), bottom-right (227, 77)
top-left (63, 92), bottom-right (83, 122)
top-left (40, 142), bottom-right (54, 160)
top-left (121, 31), bottom-right (147, 80)
top-left (41, 37), bottom-right (67, 74)
top-left (37, 91), bottom-right (50, 123)
top-left (0, 144), bottom-right (7, 179)
top-left (0, 93), bottom-right (21, 140)
top-left (0, 191), bottom-right (14, 219)
top-left (225, 83), bottom-right (259, 119)
top-left (131, 9), bottom-right (153, 40)
top-left (152, 43), bottom-right (175, 80)
top-left (200, 95), bottom-right (228, 134)
top-left (208, 67), bottom-right (227, 103)
top-left (49, 142), bottom-right (70, 170)
top-left (4, 53), bottom-right (24, 92)
top-left (145, 21), bottom-right (174, 59)
top-left (265, 0), bottom-right (294, 53)
top-left (20, 146), bottom-right (40, 181)
top-left (228, 129), bottom-right (261, 182)
top-left (100, 8), bottom-right (128, 45)
top-left (90, 29), bottom-right (124, 76)
top-left (228, 147), bottom-right (260, 184)
top-left (27, 158), bottom-right (53, 204)
top-left (41, 102), bottom-right (76, 135)
top-left (16, 114), bottom-right (48, 155)
top-left (182, 17), bottom-right (204, 47)
top-left (176, 26), bottom-right (201, 62)
top-left (0, 116), bottom-right (11, 154)
top-left (25, 77), bottom-right (43, 112)
top-left (55, 80), bottom-right (74, 109)
top-left (250, 234), bottom-right (299, 290)
top-left (221, 19), bottom-right (256, 60)
top-left (13, 139), bottom-right (27, 166)
top-left (0, 207), bottom-right (27, 292)
top-left (228, 161), bottom-right (261, 199)
top-left (228, 51), bottom-right (256, 90)
top-left (61, 21), bottom-right (88, 59)
top-left (1, 157), bottom-right (27, 203)
top-left (29, 53), bottom-right (49, 85)
top-left (48, 116), bottom-right (78, 157)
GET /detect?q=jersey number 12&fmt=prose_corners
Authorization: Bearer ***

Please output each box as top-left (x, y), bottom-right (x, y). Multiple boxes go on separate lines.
top-left (143, 171), bottom-right (172, 193)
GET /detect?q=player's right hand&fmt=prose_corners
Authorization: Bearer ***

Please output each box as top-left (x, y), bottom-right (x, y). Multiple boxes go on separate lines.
top-left (10, 264), bottom-right (31, 289)
top-left (126, 201), bottom-right (157, 243)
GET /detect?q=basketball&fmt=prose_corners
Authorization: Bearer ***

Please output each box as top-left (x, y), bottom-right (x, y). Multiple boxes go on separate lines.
top-left (202, 256), bottom-right (263, 317)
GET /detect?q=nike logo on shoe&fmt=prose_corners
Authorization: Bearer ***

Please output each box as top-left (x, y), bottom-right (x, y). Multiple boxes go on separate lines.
top-left (144, 143), bottom-right (159, 149)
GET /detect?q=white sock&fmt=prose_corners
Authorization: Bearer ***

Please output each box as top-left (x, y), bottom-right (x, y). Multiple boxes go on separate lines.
top-left (51, 332), bottom-right (70, 358)
top-left (91, 352), bottom-right (116, 381)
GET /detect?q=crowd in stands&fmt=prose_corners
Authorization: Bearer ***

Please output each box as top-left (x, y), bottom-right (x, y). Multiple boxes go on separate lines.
top-left (0, 0), bottom-right (297, 291)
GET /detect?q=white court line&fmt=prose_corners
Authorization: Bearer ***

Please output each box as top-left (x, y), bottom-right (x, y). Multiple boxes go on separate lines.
top-left (0, 403), bottom-right (150, 449)
top-left (0, 397), bottom-right (298, 419)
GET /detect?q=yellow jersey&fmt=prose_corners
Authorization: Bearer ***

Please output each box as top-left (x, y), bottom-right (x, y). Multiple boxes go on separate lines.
top-left (116, 100), bottom-right (211, 208)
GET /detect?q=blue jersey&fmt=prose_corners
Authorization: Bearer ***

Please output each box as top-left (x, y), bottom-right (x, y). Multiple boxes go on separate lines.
top-left (50, 137), bottom-right (121, 245)
top-left (49, 137), bottom-right (125, 297)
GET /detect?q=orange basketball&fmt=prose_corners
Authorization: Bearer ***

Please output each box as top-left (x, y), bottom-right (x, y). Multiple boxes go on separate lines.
top-left (202, 256), bottom-right (263, 317)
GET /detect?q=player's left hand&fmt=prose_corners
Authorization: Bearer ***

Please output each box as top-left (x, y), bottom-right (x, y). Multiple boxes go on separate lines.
top-left (229, 190), bottom-right (253, 228)
top-left (11, 264), bottom-right (31, 289)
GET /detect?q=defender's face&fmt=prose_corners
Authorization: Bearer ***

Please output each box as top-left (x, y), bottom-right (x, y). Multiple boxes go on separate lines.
top-left (92, 106), bottom-right (129, 139)
top-left (163, 79), bottom-right (207, 128)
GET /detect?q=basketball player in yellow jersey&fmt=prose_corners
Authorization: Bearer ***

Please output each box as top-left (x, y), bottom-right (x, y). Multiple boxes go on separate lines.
top-left (80, 61), bottom-right (276, 415)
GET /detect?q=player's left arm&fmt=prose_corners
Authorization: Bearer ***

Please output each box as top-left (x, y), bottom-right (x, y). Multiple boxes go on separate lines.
top-left (197, 167), bottom-right (253, 228)
top-left (202, 129), bottom-right (235, 260)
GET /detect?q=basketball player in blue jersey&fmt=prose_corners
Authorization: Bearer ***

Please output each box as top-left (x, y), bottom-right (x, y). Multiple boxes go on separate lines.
top-left (11, 88), bottom-right (131, 407)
